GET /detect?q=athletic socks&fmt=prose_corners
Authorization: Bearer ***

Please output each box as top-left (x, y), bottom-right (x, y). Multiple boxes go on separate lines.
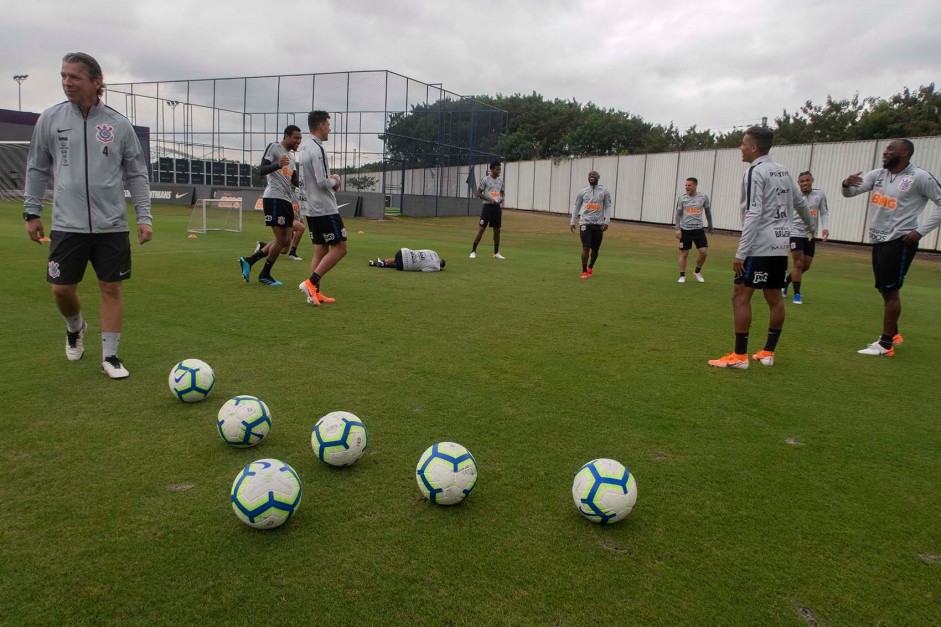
top-left (734, 333), bottom-right (749, 355)
top-left (879, 334), bottom-right (894, 350)
top-left (247, 250), bottom-right (266, 265)
top-left (679, 272), bottom-right (686, 277)
top-left (764, 328), bottom-right (782, 352)
top-left (793, 281), bottom-right (802, 295)
top-left (65, 313), bottom-right (84, 333)
top-left (471, 243), bottom-right (478, 253)
top-left (308, 272), bottom-right (322, 288)
top-left (259, 260), bottom-right (275, 279)
top-left (694, 267), bottom-right (701, 274)
top-left (289, 247), bottom-right (297, 256)
top-left (102, 332), bottom-right (121, 358)
top-left (784, 273), bottom-right (792, 288)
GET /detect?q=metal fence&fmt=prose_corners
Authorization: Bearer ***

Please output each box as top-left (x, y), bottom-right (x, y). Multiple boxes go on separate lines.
top-left (104, 70), bottom-right (507, 203)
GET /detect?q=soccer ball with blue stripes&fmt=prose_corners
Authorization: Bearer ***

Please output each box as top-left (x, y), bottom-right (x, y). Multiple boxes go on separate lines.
top-left (216, 396), bottom-right (271, 447)
top-left (230, 459), bottom-right (302, 529)
top-left (416, 442), bottom-right (478, 505)
top-left (311, 411), bottom-right (368, 467)
top-left (572, 458), bottom-right (637, 524)
top-left (168, 359), bottom-right (215, 403)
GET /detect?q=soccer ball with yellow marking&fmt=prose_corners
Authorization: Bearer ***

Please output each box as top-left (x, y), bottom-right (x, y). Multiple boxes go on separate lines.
top-left (572, 458), bottom-right (637, 524)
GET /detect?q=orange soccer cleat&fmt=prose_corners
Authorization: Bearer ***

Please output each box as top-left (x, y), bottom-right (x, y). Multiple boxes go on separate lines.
top-left (707, 353), bottom-right (749, 369)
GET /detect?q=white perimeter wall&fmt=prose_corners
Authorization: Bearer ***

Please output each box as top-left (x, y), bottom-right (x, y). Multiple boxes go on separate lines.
top-left (342, 136), bottom-right (941, 251)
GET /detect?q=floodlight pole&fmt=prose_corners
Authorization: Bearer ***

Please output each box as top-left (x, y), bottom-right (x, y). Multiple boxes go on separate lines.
top-left (13, 75), bottom-right (28, 111)
top-left (166, 100), bottom-right (180, 155)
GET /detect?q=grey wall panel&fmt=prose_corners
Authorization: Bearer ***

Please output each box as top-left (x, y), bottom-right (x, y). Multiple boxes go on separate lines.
top-left (613, 154), bottom-right (645, 221)
top-left (516, 161), bottom-right (535, 211)
top-left (549, 159), bottom-right (573, 214)
top-left (910, 137), bottom-right (941, 251)
top-left (503, 161), bottom-right (520, 208)
top-left (772, 144), bottom-right (813, 180)
top-left (711, 149), bottom-right (745, 231)
top-left (533, 160), bottom-right (552, 211)
top-left (641, 152), bottom-right (680, 224)
top-left (809, 141), bottom-right (878, 244)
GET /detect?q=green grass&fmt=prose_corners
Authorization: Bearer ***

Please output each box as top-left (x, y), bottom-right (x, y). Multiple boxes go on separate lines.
top-left (2, 202), bottom-right (940, 625)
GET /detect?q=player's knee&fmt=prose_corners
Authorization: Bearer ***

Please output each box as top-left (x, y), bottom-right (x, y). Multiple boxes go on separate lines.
top-left (98, 280), bottom-right (122, 299)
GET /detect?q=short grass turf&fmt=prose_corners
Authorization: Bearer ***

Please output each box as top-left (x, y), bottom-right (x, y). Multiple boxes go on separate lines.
top-left (1, 202), bottom-right (940, 625)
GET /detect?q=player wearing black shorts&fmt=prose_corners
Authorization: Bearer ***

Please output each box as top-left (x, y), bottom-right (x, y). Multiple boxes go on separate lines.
top-left (297, 110), bottom-right (346, 306)
top-left (782, 172), bottom-right (829, 304)
top-left (842, 139), bottom-right (941, 357)
top-left (24, 53), bottom-right (153, 380)
top-left (570, 171), bottom-right (612, 278)
top-left (470, 161), bottom-right (505, 259)
top-left (708, 127), bottom-right (813, 370)
top-left (674, 177), bottom-right (713, 283)
top-left (238, 125), bottom-right (303, 286)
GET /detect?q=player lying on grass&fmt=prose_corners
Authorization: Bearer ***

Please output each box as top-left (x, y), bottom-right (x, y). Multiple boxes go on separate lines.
top-left (368, 248), bottom-right (445, 272)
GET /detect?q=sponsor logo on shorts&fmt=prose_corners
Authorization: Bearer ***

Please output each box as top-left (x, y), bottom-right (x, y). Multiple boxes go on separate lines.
top-left (95, 124), bottom-right (115, 143)
top-left (340, 228), bottom-right (347, 238)
top-left (753, 271), bottom-right (768, 283)
top-left (479, 219), bottom-right (485, 226)
top-left (790, 241), bottom-right (797, 250)
top-left (48, 261), bottom-right (61, 279)
top-left (678, 242), bottom-right (686, 250)
top-left (897, 177), bottom-right (914, 192)
top-left (323, 232), bottom-right (336, 243)
top-left (277, 216), bottom-right (286, 226)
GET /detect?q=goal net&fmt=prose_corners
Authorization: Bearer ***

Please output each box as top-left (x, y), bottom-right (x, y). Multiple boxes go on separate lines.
top-left (188, 198), bottom-right (243, 233)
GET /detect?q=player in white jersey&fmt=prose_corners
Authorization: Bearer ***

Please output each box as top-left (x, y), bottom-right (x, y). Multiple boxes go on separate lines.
top-left (368, 248), bottom-right (445, 272)
top-left (673, 177), bottom-right (713, 283)
top-left (570, 171), bottom-right (612, 278)
top-left (238, 125), bottom-right (302, 286)
top-left (782, 171), bottom-right (829, 304)
top-left (470, 161), bottom-right (506, 259)
top-left (708, 126), bottom-right (813, 370)
top-left (841, 138), bottom-right (941, 357)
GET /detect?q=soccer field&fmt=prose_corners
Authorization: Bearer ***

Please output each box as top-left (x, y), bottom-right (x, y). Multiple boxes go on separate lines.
top-left (2, 202), bottom-right (940, 624)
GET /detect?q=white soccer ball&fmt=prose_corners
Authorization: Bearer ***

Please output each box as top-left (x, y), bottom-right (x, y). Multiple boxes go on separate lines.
top-left (216, 396), bottom-right (271, 447)
top-left (230, 459), bottom-right (302, 529)
top-left (572, 458), bottom-right (638, 524)
top-left (168, 359), bottom-right (215, 403)
top-left (311, 411), bottom-right (367, 467)
top-left (415, 442), bottom-right (478, 505)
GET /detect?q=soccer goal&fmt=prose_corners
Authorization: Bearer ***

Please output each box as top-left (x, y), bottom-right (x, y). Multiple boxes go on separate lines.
top-left (188, 198), bottom-right (243, 233)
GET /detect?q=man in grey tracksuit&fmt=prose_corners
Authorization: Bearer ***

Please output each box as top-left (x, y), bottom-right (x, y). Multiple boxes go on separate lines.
top-left (570, 170), bottom-right (612, 278)
top-left (708, 126), bottom-right (813, 370)
top-left (24, 52), bottom-right (153, 379)
top-left (842, 138), bottom-right (941, 357)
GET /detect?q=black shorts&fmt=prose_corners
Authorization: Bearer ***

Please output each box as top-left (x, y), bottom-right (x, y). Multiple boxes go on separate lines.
top-left (579, 224), bottom-right (604, 250)
top-left (394, 249), bottom-right (404, 271)
top-left (679, 228), bottom-right (708, 250)
top-left (733, 256), bottom-right (787, 290)
top-left (479, 204), bottom-right (502, 229)
top-left (306, 214), bottom-right (347, 246)
top-left (789, 237), bottom-right (816, 257)
top-left (47, 231), bottom-right (131, 284)
top-left (263, 198), bottom-right (294, 228)
top-left (872, 238), bottom-right (918, 291)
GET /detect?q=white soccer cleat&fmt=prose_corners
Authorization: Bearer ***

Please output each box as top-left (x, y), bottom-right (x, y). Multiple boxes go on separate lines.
top-left (65, 321), bottom-right (87, 361)
top-left (694, 273), bottom-right (705, 283)
top-left (469, 251), bottom-right (476, 259)
top-left (857, 342), bottom-right (894, 357)
top-left (101, 355), bottom-right (130, 379)
top-left (287, 253), bottom-right (303, 261)
top-left (493, 253), bottom-right (506, 259)
top-left (677, 276), bottom-right (686, 283)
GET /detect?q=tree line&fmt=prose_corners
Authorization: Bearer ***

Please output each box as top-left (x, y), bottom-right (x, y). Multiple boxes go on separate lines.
top-left (378, 83), bottom-right (940, 168)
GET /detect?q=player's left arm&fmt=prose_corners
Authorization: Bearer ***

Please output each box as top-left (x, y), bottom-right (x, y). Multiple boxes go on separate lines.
top-left (122, 124), bottom-right (153, 243)
top-left (704, 195), bottom-right (714, 232)
top-left (601, 189), bottom-right (612, 231)
top-left (819, 192), bottom-right (830, 241)
top-left (904, 171), bottom-right (941, 244)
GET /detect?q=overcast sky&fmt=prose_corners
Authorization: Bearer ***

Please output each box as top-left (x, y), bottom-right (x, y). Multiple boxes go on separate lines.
top-left (4, 0), bottom-right (939, 133)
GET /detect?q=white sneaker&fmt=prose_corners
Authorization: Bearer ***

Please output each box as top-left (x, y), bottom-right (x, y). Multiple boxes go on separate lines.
top-left (469, 251), bottom-right (476, 259)
top-left (101, 355), bottom-right (130, 379)
top-left (494, 253), bottom-right (506, 260)
top-left (677, 276), bottom-right (686, 283)
top-left (287, 253), bottom-right (303, 261)
top-left (694, 273), bottom-right (705, 283)
top-left (65, 321), bottom-right (87, 361)
top-left (858, 342), bottom-right (894, 357)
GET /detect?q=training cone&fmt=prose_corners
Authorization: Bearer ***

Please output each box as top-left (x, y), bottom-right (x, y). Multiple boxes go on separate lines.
top-left (188, 234), bottom-right (198, 239)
